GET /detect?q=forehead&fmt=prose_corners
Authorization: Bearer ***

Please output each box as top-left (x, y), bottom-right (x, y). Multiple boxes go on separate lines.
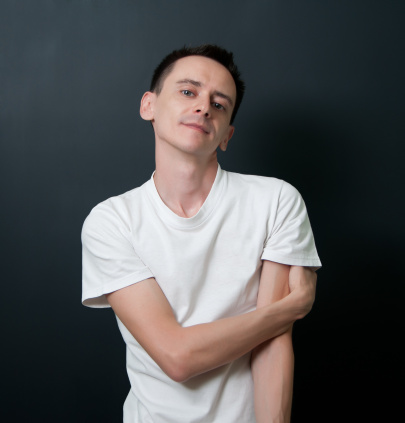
top-left (163, 56), bottom-right (236, 98)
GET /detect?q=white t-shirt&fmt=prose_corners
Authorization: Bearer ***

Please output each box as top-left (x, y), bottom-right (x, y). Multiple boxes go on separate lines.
top-left (82, 165), bottom-right (321, 423)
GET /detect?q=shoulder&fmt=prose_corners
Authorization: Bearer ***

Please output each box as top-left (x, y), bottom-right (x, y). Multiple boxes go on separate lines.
top-left (82, 185), bottom-right (145, 241)
top-left (225, 170), bottom-right (282, 188)
top-left (224, 170), bottom-right (299, 201)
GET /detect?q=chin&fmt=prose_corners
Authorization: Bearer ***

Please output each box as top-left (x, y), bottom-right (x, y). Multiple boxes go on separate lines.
top-left (179, 141), bottom-right (215, 156)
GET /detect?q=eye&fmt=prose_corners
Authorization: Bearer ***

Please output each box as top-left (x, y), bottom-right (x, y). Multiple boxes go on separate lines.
top-left (181, 89), bottom-right (194, 97)
top-left (212, 102), bottom-right (225, 110)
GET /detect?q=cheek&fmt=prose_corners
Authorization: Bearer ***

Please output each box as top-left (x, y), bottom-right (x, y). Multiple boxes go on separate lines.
top-left (154, 105), bottom-right (173, 125)
top-left (217, 121), bottom-right (232, 139)
top-left (153, 108), bottom-right (180, 136)
top-left (159, 99), bottom-right (183, 120)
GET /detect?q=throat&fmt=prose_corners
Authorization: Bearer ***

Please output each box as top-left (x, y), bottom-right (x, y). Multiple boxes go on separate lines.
top-left (153, 161), bottom-right (218, 218)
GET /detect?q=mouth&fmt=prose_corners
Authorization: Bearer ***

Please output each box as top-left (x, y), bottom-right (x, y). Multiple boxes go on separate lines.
top-left (182, 123), bottom-right (210, 134)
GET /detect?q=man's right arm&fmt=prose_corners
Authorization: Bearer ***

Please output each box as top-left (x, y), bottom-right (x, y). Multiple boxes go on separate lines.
top-left (106, 267), bottom-right (316, 382)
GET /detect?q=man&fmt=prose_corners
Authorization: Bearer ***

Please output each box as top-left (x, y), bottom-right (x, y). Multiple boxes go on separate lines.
top-left (82, 44), bottom-right (321, 423)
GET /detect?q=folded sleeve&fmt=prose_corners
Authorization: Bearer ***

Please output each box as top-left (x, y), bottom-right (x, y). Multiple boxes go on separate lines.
top-left (81, 202), bottom-right (154, 308)
top-left (261, 181), bottom-right (321, 269)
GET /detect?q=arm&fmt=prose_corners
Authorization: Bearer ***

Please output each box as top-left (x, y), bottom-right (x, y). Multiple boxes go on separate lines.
top-left (251, 261), bottom-right (295, 423)
top-left (106, 268), bottom-right (316, 383)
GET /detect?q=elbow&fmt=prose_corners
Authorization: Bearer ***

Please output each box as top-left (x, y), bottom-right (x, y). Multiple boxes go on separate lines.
top-left (165, 367), bottom-right (190, 383)
top-left (293, 291), bottom-right (315, 320)
top-left (159, 347), bottom-right (194, 383)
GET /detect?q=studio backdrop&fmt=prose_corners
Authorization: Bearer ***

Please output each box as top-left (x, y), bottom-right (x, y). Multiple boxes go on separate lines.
top-left (1, 1), bottom-right (403, 422)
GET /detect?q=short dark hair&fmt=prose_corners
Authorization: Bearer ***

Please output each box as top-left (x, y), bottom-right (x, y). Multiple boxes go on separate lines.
top-left (150, 44), bottom-right (245, 124)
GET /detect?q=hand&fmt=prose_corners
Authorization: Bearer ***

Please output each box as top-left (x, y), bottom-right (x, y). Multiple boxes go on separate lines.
top-left (288, 266), bottom-right (317, 319)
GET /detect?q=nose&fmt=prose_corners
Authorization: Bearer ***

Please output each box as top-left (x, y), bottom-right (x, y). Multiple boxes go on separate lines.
top-left (195, 96), bottom-right (210, 117)
top-left (195, 107), bottom-right (209, 117)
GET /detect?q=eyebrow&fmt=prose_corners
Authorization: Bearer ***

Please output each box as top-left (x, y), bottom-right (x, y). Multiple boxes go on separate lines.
top-left (176, 79), bottom-right (234, 106)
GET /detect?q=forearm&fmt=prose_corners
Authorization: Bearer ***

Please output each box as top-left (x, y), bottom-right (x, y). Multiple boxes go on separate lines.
top-left (175, 267), bottom-right (315, 382)
top-left (251, 329), bottom-right (294, 423)
top-left (251, 261), bottom-right (296, 422)
top-left (146, 293), bottom-right (301, 382)
top-left (107, 267), bottom-right (315, 383)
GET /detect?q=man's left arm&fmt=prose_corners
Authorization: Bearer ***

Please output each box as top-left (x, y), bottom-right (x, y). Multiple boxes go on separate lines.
top-left (251, 260), bottom-right (294, 423)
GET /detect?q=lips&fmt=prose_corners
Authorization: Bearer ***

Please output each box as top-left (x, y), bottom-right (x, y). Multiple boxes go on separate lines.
top-left (182, 122), bottom-right (210, 134)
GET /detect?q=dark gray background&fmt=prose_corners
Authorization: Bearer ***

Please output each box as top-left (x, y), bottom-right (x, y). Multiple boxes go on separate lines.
top-left (1, 1), bottom-right (403, 421)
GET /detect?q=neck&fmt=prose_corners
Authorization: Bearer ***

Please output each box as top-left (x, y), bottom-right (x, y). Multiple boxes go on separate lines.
top-left (154, 142), bottom-right (219, 218)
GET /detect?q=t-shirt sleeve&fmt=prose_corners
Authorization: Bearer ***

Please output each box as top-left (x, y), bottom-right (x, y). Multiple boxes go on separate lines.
top-left (81, 202), bottom-right (154, 308)
top-left (261, 181), bottom-right (321, 269)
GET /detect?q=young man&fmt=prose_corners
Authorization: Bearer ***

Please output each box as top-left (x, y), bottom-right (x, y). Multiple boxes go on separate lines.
top-left (82, 45), bottom-right (321, 423)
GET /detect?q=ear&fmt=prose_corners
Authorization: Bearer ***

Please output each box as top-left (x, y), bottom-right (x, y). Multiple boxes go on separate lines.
top-left (140, 91), bottom-right (156, 121)
top-left (219, 125), bottom-right (235, 152)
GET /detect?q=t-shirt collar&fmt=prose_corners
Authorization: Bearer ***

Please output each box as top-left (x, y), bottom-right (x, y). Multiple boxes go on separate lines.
top-left (146, 163), bottom-right (225, 229)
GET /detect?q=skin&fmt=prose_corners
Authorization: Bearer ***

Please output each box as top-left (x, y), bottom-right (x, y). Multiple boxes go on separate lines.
top-left (252, 262), bottom-right (295, 423)
top-left (107, 55), bottom-right (317, 421)
top-left (106, 267), bottom-right (315, 383)
top-left (139, 56), bottom-right (235, 218)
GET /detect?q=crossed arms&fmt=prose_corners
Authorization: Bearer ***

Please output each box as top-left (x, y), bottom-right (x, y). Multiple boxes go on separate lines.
top-left (106, 261), bottom-right (316, 422)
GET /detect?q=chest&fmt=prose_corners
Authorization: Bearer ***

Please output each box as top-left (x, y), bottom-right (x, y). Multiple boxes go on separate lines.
top-left (130, 205), bottom-right (269, 325)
